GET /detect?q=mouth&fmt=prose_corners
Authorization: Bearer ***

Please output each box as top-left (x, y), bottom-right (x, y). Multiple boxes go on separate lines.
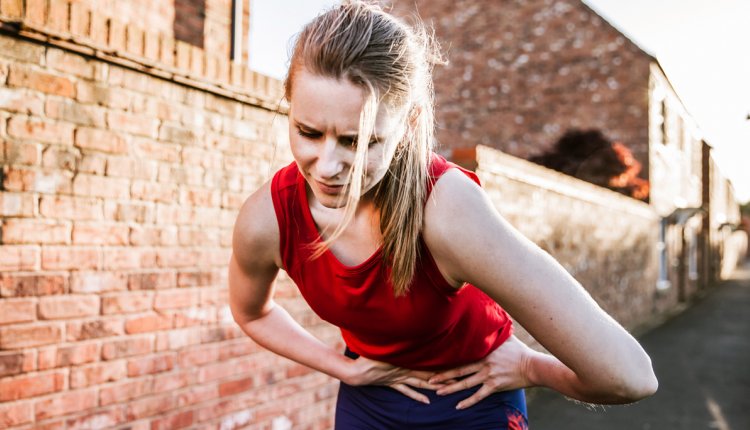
top-left (314, 179), bottom-right (346, 195)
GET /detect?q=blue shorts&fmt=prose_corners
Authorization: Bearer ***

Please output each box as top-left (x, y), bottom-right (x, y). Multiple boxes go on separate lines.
top-left (335, 349), bottom-right (528, 429)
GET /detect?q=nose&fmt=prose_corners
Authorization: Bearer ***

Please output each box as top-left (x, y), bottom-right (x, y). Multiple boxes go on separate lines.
top-left (316, 137), bottom-right (346, 180)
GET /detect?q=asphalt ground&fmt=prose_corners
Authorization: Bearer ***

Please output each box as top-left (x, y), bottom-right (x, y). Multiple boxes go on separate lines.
top-left (527, 259), bottom-right (750, 430)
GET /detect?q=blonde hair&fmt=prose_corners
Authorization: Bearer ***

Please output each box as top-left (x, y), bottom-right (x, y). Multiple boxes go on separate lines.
top-left (284, 0), bottom-right (442, 296)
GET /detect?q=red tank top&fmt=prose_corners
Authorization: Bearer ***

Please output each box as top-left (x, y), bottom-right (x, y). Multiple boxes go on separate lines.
top-left (270, 153), bottom-right (513, 370)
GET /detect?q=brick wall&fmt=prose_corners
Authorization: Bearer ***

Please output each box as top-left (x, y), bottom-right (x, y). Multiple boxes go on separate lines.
top-left (0, 1), bottom-right (338, 429)
top-left (475, 145), bottom-right (676, 337)
top-left (385, 0), bottom-right (652, 179)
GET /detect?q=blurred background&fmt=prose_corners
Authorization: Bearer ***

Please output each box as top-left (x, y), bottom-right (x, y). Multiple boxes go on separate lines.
top-left (0, 1), bottom-right (747, 429)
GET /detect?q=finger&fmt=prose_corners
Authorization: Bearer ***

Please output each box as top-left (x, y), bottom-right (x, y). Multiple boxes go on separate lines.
top-left (436, 372), bottom-right (486, 396)
top-left (391, 383), bottom-right (430, 404)
top-left (456, 384), bottom-right (495, 410)
top-left (401, 376), bottom-right (445, 391)
top-left (429, 362), bottom-right (482, 384)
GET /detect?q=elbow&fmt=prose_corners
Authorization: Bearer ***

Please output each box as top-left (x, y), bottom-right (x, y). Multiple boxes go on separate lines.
top-left (608, 363), bottom-right (659, 403)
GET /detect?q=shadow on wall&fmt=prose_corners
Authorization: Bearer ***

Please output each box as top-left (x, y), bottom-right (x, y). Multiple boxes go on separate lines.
top-left (530, 129), bottom-right (650, 202)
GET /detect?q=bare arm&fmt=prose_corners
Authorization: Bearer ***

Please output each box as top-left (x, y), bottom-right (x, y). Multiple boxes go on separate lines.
top-left (229, 181), bottom-right (442, 402)
top-left (423, 170), bottom-right (658, 404)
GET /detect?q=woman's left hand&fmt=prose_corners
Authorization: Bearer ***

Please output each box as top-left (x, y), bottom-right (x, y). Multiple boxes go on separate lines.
top-left (428, 335), bottom-right (537, 409)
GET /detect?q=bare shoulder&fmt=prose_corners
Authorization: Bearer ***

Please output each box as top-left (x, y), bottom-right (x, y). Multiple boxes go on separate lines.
top-left (422, 168), bottom-right (494, 286)
top-left (232, 179), bottom-right (282, 271)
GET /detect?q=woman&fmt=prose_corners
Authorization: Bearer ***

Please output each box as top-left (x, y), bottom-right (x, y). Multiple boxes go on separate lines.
top-left (228, 1), bottom-right (657, 428)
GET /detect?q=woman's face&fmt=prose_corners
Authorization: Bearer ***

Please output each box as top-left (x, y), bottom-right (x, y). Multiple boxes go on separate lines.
top-left (288, 68), bottom-right (406, 209)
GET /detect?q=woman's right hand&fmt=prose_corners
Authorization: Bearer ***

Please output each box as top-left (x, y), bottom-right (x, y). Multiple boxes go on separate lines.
top-left (344, 355), bottom-right (447, 404)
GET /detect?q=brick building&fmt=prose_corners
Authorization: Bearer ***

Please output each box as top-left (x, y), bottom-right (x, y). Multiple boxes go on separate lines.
top-left (384, 0), bottom-right (745, 305)
top-left (0, 1), bottom-right (746, 429)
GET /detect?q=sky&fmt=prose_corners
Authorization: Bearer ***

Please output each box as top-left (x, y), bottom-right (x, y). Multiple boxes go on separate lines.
top-left (249, 0), bottom-right (750, 203)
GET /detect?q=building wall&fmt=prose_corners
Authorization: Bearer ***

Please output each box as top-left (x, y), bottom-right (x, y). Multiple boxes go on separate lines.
top-left (384, 0), bottom-right (652, 180)
top-left (0, 1), bottom-right (338, 429)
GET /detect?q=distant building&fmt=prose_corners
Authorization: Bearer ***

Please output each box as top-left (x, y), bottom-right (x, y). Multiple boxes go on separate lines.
top-left (384, 0), bottom-right (744, 293)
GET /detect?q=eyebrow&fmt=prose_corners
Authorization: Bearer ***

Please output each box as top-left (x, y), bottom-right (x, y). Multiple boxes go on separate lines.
top-left (294, 120), bottom-right (383, 142)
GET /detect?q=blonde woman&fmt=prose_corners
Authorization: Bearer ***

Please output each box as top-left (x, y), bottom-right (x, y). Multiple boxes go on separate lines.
top-left (228, 1), bottom-right (657, 428)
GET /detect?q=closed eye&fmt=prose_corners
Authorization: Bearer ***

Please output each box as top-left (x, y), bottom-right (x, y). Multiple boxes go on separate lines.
top-left (297, 128), bottom-right (322, 139)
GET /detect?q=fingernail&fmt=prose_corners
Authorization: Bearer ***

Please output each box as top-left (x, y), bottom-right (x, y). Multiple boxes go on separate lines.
top-left (455, 404), bottom-right (464, 410)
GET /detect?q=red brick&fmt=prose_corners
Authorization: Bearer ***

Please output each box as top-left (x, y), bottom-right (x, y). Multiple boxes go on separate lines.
top-left (219, 376), bottom-right (254, 397)
top-left (66, 318), bottom-right (124, 341)
top-left (0, 400), bottom-right (33, 427)
top-left (1, 33), bottom-right (43, 63)
top-left (0, 351), bottom-right (24, 377)
top-left (125, 24), bottom-right (145, 57)
top-left (151, 410), bottom-right (193, 430)
top-left (177, 271), bottom-right (216, 289)
top-left (72, 222), bottom-right (129, 245)
top-left (45, 99), bottom-right (106, 127)
top-left (131, 180), bottom-right (178, 203)
top-left (34, 388), bottom-right (98, 420)
top-left (104, 155), bottom-right (135, 177)
top-left (76, 81), bottom-right (131, 109)
top-left (46, 0), bottom-right (70, 34)
top-left (0, 192), bottom-right (37, 217)
top-left (0, 323), bottom-right (62, 349)
top-left (128, 271), bottom-right (176, 291)
top-left (103, 201), bottom-right (154, 223)
top-left (152, 367), bottom-right (194, 393)
top-left (0, 245), bottom-right (40, 271)
top-left (68, 1), bottom-right (91, 37)
top-left (70, 271), bottom-right (128, 294)
top-left (156, 248), bottom-right (201, 268)
top-left (99, 377), bottom-right (153, 405)
top-left (1, 219), bottom-right (71, 244)
top-left (38, 295), bottom-right (100, 320)
top-left (42, 246), bottom-right (100, 270)
top-left (7, 65), bottom-right (75, 98)
top-left (106, 111), bottom-right (159, 138)
top-left (0, 273), bottom-right (66, 297)
top-left (55, 342), bottom-right (100, 366)
top-left (2, 167), bottom-right (73, 194)
top-left (129, 225), bottom-right (164, 246)
top-left (127, 353), bottom-right (174, 376)
top-left (102, 247), bottom-right (156, 270)
top-left (74, 127), bottom-right (128, 154)
top-left (177, 384), bottom-right (218, 408)
top-left (78, 152), bottom-right (107, 174)
top-left (0, 0), bottom-right (23, 19)
top-left (101, 336), bottom-right (153, 360)
top-left (41, 145), bottom-right (80, 171)
top-left (0, 297), bottom-right (36, 324)
top-left (72, 173), bottom-right (130, 199)
top-left (39, 195), bottom-right (103, 220)
top-left (7, 115), bottom-right (75, 146)
top-left (70, 360), bottom-right (127, 389)
top-left (65, 407), bottom-right (125, 430)
top-left (3, 140), bottom-right (42, 165)
top-left (131, 137), bottom-right (180, 162)
top-left (0, 370), bottom-right (66, 401)
top-left (87, 10), bottom-right (109, 47)
top-left (0, 87), bottom-right (45, 115)
top-left (124, 392), bottom-right (176, 421)
top-left (45, 48), bottom-right (95, 80)
top-left (124, 314), bottom-right (173, 334)
top-left (102, 292), bottom-right (153, 315)
top-left (154, 289), bottom-right (199, 310)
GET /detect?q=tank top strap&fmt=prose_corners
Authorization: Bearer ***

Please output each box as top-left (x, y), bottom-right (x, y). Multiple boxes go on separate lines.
top-left (427, 152), bottom-right (481, 197)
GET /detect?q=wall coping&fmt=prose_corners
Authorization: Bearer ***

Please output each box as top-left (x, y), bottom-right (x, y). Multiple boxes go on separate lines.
top-left (0, 0), bottom-right (287, 113)
top-left (476, 145), bottom-right (657, 220)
